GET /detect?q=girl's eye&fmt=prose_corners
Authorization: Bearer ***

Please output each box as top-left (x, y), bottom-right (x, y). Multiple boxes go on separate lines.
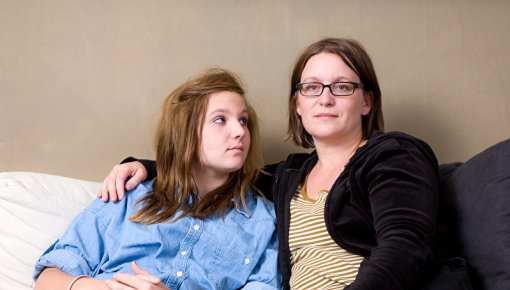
top-left (239, 117), bottom-right (248, 125)
top-left (213, 117), bottom-right (226, 124)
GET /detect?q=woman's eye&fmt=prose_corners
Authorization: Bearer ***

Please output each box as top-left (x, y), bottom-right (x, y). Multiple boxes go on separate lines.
top-left (308, 84), bottom-right (319, 91)
top-left (213, 117), bottom-right (226, 124)
top-left (335, 83), bottom-right (352, 91)
top-left (239, 117), bottom-right (248, 125)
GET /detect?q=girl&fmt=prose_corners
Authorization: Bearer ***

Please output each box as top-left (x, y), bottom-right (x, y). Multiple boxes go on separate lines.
top-left (33, 68), bottom-right (280, 290)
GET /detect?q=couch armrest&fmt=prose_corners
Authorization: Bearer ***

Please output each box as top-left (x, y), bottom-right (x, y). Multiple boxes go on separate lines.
top-left (0, 172), bottom-right (100, 290)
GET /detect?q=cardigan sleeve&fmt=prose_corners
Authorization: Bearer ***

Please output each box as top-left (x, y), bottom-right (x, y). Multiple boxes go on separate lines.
top-left (121, 157), bottom-right (157, 180)
top-left (347, 139), bottom-right (439, 290)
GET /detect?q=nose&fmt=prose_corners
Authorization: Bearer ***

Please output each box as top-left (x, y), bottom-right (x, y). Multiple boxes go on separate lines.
top-left (232, 121), bottom-right (247, 139)
top-left (318, 87), bottom-right (335, 106)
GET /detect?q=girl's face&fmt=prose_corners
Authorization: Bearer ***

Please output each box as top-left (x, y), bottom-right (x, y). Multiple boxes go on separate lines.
top-left (197, 91), bottom-right (250, 179)
top-left (296, 52), bottom-right (371, 144)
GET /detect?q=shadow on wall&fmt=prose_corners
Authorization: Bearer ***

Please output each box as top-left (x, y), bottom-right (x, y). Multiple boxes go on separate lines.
top-left (385, 98), bottom-right (462, 164)
top-left (262, 138), bottom-right (310, 166)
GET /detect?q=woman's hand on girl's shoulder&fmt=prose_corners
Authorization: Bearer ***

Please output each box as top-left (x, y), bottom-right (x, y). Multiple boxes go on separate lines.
top-left (98, 161), bottom-right (147, 202)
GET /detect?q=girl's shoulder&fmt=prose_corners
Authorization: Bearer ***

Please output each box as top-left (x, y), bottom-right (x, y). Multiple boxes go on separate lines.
top-left (237, 189), bottom-right (276, 221)
top-left (84, 179), bottom-right (155, 217)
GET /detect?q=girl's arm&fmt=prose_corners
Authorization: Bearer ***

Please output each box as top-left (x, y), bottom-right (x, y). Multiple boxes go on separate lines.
top-left (33, 199), bottom-right (113, 288)
top-left (35, 268), bottom-right (107, 290)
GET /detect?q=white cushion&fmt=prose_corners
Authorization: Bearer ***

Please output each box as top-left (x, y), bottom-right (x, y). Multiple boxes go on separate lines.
top-left (0, 172), bottom-right (100, 289)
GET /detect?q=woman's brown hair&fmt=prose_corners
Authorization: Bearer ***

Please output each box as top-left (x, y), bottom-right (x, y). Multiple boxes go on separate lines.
top-left (286, 38), bottom-right (384, 148)
top-left (131, 68), bottom-right (263, 224)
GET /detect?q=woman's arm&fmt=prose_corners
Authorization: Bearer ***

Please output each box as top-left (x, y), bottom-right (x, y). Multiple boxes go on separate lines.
top-left (98, 157), bottom-right (280, 202)
top-left (347, 139), bottom-right (438, 289)
top-left (35, 268), bottom-right (107, 290)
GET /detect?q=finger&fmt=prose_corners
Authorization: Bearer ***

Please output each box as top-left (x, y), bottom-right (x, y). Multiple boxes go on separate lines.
top-left (106, 167), bottom-right (121, 202)
top-left (125, 172), bottom-right (142, 191)
top-left (115, 172), bottom-right (128, 200)
top-left (111, 273), bottom-right (155, 289)
top-left (131, 261), bottom-right (160, 284)
top-left (99, 176), bottom-right (111, 202)
top-left (98, 185), bottom-right (105, 200)
top-left (107, 177), bottom-right (118, 203)
top-left (125, 163), bottom-right (148, 191)
top-left (131, 261), bottom-right (149, 275)
top-left (105, 279), bottom-right (136, 290)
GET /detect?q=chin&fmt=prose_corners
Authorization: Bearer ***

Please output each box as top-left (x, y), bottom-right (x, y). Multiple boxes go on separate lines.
top-left (222, 164), bottom-right (244, 174)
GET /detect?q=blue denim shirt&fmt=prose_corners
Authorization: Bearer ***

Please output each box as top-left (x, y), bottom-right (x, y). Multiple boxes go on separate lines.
top-left (33, 179), bottom-right (281, 290)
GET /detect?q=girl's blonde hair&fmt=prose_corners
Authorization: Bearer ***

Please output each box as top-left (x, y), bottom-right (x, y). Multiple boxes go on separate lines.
top-left (131, 68), bottom-right (263, 224)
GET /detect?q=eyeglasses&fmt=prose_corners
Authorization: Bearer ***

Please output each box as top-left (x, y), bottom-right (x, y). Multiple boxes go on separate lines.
top-left (296, 82), bottom-right (364, 97)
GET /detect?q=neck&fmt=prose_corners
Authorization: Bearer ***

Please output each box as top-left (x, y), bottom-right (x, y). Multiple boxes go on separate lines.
top-left (192, 166), bottom-right (228, 198)
top-left (313, 134), bottom-right (365, 170)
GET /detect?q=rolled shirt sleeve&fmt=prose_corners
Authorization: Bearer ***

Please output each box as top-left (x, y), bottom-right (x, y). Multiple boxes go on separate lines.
top-left (33, 198), bottom-right (114, 281)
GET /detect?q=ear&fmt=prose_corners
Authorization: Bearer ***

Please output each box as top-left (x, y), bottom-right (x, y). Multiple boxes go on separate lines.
top-left (361, 91), bottom-right (373, 116)
top-left (296, 96), bottom-right (302, 116)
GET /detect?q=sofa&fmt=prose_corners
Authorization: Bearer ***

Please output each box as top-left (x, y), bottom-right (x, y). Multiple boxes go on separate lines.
top-left (0, 138), bottom-right (509, 290)
top-left (0, 172), bottom-right (100, 289)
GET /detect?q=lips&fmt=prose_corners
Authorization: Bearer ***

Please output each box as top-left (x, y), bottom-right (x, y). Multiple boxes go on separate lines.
top-left (228, 145), bottom-right (244, 151)
top-left (315, 112), bottom-right (338, 118)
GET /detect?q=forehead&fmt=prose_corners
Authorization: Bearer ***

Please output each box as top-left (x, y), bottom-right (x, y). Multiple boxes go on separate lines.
top-left (301, 52), bottom-right (359, 82)
top-left (205, 91), bottom-right (247, 112)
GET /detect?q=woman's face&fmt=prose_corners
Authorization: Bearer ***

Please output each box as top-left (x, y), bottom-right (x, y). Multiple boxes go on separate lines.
top-left (296, 52), bottom-right (371, 144)
top-left (197, 91), bottom-right (250, 179)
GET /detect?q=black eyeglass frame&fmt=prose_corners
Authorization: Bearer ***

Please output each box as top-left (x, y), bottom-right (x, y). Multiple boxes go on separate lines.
top-left (295, 82), bottom-right (364, 97)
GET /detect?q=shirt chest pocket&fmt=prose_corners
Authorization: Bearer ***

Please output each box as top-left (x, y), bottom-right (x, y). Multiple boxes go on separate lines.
top-left (207, 243), bottom-right (257, 289)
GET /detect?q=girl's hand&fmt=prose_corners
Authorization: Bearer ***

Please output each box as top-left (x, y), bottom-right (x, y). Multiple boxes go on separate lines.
top-left (104, 261), bottom-right (169, 290)
top-left (98, 161), bottom-right (147, 202)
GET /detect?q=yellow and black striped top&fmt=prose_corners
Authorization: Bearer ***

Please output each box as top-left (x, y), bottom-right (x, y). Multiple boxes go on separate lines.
top-left (288, 184), bottom-right (363, 289)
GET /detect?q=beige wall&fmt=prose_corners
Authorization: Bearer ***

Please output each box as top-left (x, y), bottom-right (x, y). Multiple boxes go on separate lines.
top-left (1, 0), bottom-right (509, 181)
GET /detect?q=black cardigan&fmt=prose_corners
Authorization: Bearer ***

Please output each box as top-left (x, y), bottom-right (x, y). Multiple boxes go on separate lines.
top-left (270, 131), bottom-right (439, 289)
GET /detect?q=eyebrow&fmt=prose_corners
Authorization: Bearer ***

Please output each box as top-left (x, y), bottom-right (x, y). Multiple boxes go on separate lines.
top-left (301, 76), bottom-right (356, 83)
top-left (207, 108), bottom-right (248, 117)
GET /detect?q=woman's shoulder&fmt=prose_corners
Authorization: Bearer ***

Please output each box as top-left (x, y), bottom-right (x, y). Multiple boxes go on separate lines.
top-left (359, 131), bottom-right (438, 167)
top-left (367, 130), bottom-right (435, 154)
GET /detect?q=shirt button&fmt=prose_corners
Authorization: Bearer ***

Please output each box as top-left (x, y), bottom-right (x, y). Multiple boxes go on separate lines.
top-left (176, 271), bottom-right (183, 277)
top-left (244, 258), bottom-right (251, 265)
top-left (193, 224), bottom-right (200, 231)
top-left (181, 251), bottom-right (188, 256)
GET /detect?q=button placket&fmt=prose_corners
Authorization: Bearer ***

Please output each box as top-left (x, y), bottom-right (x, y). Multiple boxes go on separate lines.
top-left (172, 218), bottom-right (204, 287)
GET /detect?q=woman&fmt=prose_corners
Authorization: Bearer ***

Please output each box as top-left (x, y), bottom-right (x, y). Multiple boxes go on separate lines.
top-left (99, 38), bottom-right (441, 289)
top-left (33, 68), bottom-right (280, 290)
